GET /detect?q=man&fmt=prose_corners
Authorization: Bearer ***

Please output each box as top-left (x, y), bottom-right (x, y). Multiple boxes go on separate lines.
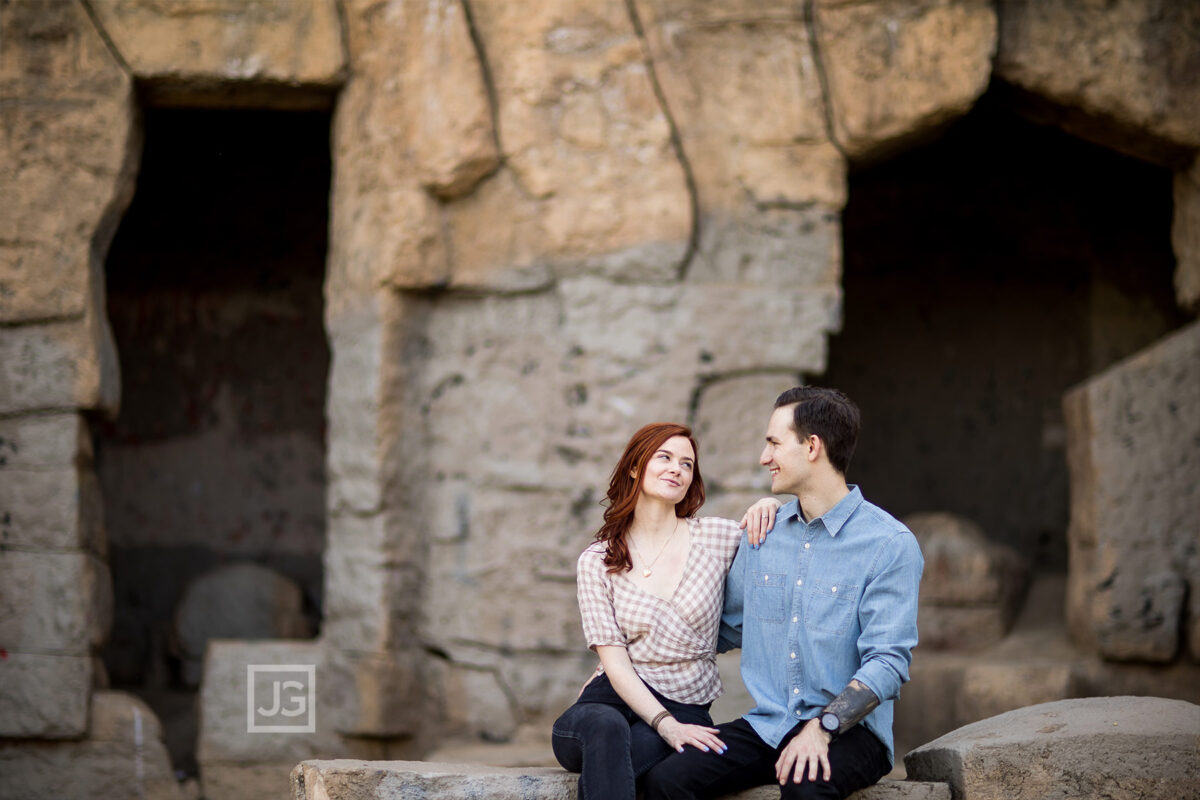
top-left (644, 386), bottom-right (923, 799)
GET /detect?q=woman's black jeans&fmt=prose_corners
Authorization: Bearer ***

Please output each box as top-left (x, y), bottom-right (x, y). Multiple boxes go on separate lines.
top-left (551, 672), bottom-right (713, 800)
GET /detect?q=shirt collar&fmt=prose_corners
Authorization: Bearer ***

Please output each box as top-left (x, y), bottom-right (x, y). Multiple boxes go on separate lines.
top-left (778, 485), bottom-right (864, 538)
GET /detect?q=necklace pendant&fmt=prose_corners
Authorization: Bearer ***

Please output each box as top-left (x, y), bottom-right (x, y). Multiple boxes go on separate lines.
top-left (642, 569), bottom-right (652, 578)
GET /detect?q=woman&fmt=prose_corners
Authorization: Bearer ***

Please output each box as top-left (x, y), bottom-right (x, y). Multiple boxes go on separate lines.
top-left (551, 422), bottom-right (779, 800)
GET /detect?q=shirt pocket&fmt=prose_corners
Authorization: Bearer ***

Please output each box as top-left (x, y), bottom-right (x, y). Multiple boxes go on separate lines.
top-left (750, 571), bottom-right (786, 622)
top-left (803, 578), bottom-right (857, 635)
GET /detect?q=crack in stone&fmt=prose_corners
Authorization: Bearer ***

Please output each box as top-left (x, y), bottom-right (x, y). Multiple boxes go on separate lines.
top-left (458, 0), bottom-right (504, 160)
top-left (803, 0), bottom-right (848, 160)
top-left (623, 0), bottom-right (701, 282)
top-left (331, 0), bottom-right (353, 83)
top-left (77, 0), bottom-right (133, 76)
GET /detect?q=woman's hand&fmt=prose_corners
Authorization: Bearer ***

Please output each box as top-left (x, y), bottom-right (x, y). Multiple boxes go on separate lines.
top-left (656, 716), bottom-right (727, 754)
top-left (740, 497), bottom-right (782, 547)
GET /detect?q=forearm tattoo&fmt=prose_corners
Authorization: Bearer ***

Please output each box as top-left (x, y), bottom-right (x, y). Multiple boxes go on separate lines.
top-left (823, 680), bottom-right (880, 734)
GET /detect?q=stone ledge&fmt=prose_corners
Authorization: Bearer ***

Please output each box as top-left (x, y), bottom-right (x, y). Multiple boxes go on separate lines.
top-left (291, 760), bottom-right (950, 800)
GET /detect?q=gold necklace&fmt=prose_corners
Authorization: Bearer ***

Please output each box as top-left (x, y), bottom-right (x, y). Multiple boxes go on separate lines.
top-left (629, 519), bottom-right (680, 578)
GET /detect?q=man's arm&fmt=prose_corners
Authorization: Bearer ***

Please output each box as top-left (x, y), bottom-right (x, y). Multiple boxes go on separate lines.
top-left (716, 535), bottom-right (748, 652)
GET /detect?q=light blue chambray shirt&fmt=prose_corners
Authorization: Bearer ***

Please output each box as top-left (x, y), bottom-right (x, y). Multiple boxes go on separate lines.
top-left (718, 486), bottom-right (923, 765)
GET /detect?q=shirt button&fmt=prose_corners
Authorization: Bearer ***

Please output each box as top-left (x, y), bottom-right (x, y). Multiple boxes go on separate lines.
top-left (792, 616), bottom-right (798, 623)
top-left (804, 543), bottom-right (810, 549)
top-left (790, 652), bottom-right (796, 659)
top-left (793, 688), bottom-right (800, 695)
top-left (764, 575), bottom-right (770, 582)
top-left (831, 586), bottom-right (838, 593)
top-left (796, 579), bottom-right (803, 586)
top-left (796, 710), bottom-right (803, 717)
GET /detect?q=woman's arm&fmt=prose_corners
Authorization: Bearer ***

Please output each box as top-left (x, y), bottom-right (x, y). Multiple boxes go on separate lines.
top-left (594, 645), bottom-right (726, 754)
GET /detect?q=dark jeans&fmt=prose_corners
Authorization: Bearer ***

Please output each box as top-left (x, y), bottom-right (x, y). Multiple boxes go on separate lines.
top-left (643, 717), bottom-right (889, 800)
top-left (551, 672), bottom-right (714, 800)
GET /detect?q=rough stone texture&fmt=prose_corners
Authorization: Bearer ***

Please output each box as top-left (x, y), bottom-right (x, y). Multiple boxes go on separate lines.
top-left (905, 696), bottom-right (1200, 800)
top-left (0, 690), bottom-right (181, 800)
top-left (903, 512), bottom-right (1028, 651)
top-left (815, 0), bottom-right (997, 160)
top-left (0, 550), bottom-right (112, 653)
top-left (1063, 321), bottom-right (1200, 663)
top-left (173, 563), bottom-right (314, 687)
top-left (291, 760), bottom-right (950, 800)
top-left (0, 652), bottom-right (93, 739)
top-left (1175, 157), bottom-right (1200, 311)
top-left (87, 0), bottom-right (344, 100)
top-left (995, 0), bottom-right (1200, 161)
top-left (694, 374), bottom-right (799, 492)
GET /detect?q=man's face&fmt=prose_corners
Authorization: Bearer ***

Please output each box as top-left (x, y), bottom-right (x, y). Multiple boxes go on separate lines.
top-left (760, 405), bottom-right (813, 496)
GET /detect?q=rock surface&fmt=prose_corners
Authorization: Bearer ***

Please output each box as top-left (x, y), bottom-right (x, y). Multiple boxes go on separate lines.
top-left (905, 696), bottom-right (1200, 800)
top-left (0, 691), bottom-right (182, 800)
top-left (290, 760), bottom-right (950, 800)
top-left (1063, 321), bottom-right (1200, 662)
top-left (903, 512), bottom-right (1028, 651)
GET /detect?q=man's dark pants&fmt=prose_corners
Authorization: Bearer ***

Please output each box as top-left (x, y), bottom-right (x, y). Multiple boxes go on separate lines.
top-left (642, 717), bottom-right (889, 800)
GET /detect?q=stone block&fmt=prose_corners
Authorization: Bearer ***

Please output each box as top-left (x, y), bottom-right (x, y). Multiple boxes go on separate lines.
top-left (86, 0), bottom-right (344, 90)
top-left (903, 512), bottom-right (1027, 651)
top-left (1063, 321), bottom-right (1200, 662)
top-left (1174, 157), bottom-right (1200, 311)
top-left (320, 647), bottom-right (428, 738)
top-left (0, 651), bottom-right (91, 738)
top-left (0, 691), bottom-right (181, 800)
top-left (815, 0), bottom-right (996, 160)
top-left (905, 696), bottom-right (1200, 800)
top-left (995, 0), bottom-right (1200, 158)
top-left (197, 640), bottom-right (341, 767)
top-left (291, 760), bottom-right (950, 800)
top-left (0, 550), bottom-right (111, 653)
top-left (694, 374), bottom-right (799, 492)
top-left (956, 662), bottom-right (1078, 723)
top-left (0, 317), bottom-right (119, 416)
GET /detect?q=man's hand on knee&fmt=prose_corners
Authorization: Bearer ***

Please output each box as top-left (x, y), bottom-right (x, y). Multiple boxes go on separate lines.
top-left (775, 718), bottom-right (832, 785)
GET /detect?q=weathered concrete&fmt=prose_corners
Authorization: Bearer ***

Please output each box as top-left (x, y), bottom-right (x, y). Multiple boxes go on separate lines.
top-left (0, 691), bottom-right (181, 800)
top-left (1063, 321), bottom-right (1200, 662)
top-left (905, 696), bottom-right (1200, 800)
top-left (903, 512), bottom-right (1028, 651)
top-left (290, 760), bottom-right (950, 800)
top-left (1175, 156), bottom-right (1200, 311)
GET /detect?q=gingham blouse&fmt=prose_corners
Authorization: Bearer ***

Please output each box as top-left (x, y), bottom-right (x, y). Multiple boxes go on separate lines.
top-left (577, 516), bottom-right (743, 704)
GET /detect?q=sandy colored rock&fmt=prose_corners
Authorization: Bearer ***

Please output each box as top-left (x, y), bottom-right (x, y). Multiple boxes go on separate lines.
top-left (694, 374), bottom-right (798, 492)
top-left (956, 662), bottom-right (1078, 723)
top-left (1063, 321), bottom-right (1200, 662)
top-left (0, 652), bottom-right (92, 738)
top-left (903, 512), bottom-right (1027, 650)
top-left (291, 760), bottom-right (949, 800)
top-left (87, 0), bottom-right (344, 91)
top-left (0, 550), bottom-right (111, 653)
top-left (995, 0), bottom-right (1200, 160)
top-left (1174, 157), bottom-right (1200, 311)
top-left (816, 0), bottom-right (997, 160)
top-left (0, 691), bottom-right (181, 800)
top-left (905, 696), bottom-right (1200, 800)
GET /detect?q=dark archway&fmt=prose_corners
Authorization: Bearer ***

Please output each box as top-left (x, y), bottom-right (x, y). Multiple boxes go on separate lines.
top-left (823, 89), bottom-right (1188, 573)
top-left (94, 108), bottom-right (332, 774)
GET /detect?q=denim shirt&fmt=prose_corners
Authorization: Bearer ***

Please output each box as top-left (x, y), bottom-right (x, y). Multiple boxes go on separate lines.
top-left (718, 486), bottom-right (923, 765)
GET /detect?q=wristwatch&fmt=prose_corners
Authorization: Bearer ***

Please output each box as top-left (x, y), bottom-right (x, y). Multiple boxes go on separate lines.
top-left (818, 710), bottom-right (840, 738)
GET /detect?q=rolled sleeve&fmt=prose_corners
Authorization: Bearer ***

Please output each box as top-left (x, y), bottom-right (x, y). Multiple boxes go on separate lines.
top-left (577, 548), bottom-right (626, 649)
top-left (717, 535), bottom-right (748, 652)
top-left (852, 531), bottom-right (924, 702)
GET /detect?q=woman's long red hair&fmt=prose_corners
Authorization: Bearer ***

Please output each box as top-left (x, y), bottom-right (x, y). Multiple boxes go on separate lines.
top-left (594, 423), bottom-right (706, 574)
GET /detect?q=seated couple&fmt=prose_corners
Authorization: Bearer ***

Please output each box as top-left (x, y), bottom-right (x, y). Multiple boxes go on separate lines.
top-left (552, 386), bottom-right (924, 800)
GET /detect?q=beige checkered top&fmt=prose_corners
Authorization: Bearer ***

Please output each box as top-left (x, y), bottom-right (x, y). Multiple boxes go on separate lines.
top-left (577, 516), bottom-right (743, 705)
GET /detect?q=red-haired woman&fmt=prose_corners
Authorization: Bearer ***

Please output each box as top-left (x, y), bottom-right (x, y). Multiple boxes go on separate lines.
top-left (551, 422), bottom-right (779, 800)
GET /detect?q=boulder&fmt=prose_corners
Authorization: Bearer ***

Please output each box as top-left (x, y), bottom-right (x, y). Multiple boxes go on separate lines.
top-left (903, 512), bottom-right (1027, 650)
top-left (291, 760), bottom-right (950, 800)
top-left (0, 691), bottom-right (182, 800)
top-left (172, 562), bottom-right (313, 687)
top-left (1063, 321), bottom-right (1200, 662)
top-left (905, 696), bottom-right (1200, 800)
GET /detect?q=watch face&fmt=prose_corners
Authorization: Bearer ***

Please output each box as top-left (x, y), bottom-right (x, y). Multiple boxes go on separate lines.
top-left (820, 712), bottom-right (838, 732)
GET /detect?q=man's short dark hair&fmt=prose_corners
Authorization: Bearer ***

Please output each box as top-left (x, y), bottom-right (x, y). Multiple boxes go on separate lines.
top-left (774, 386), bottom-right (861, 476)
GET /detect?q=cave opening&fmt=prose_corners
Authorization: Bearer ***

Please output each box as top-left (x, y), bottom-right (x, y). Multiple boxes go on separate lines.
top-left (94, 107), bottom-right (332, 775)
top-left (822, 89), bottom-right (1188, 578)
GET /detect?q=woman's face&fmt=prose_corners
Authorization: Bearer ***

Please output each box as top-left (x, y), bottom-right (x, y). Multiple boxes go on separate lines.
top-left (637, 435), bottom-right (695, 507)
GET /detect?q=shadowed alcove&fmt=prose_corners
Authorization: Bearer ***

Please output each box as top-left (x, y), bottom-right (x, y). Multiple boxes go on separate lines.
top-left (822, 89), bottom-right (1189, 577)
top-left (94, 108), bottom-right (332, 775)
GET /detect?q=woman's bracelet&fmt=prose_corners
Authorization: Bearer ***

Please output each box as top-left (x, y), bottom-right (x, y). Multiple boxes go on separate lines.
top-left (650, 710), bottom-right (672, 731)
